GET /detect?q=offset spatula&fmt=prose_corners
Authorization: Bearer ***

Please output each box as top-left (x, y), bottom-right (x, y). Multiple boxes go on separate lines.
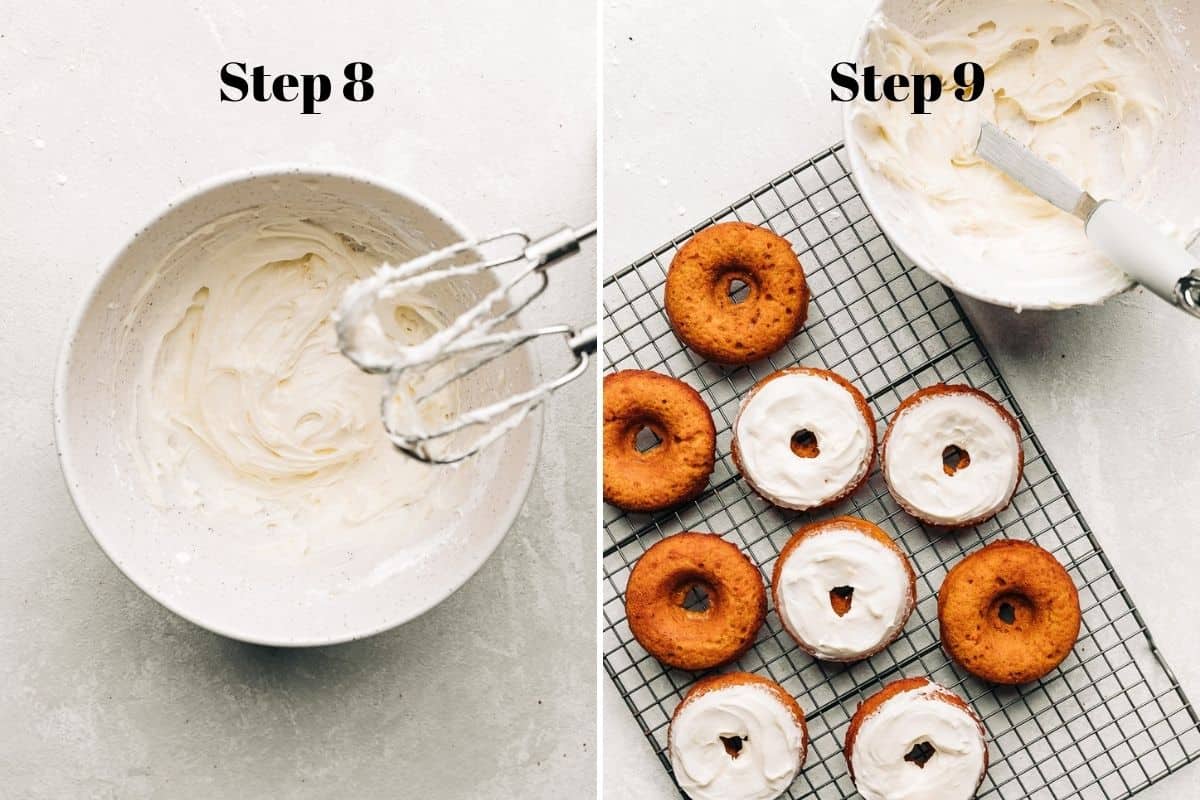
top-left (975, 121), bottom-right (1200, 318)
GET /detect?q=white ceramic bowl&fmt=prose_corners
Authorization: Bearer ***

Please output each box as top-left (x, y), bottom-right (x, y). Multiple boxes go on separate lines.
top-left (844, 0), bottom-right (1200, 310)
top-left (53, 168), bottom-right (542, 646)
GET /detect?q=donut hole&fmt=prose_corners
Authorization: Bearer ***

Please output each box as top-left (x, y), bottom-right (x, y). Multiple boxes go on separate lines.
top-left (723, 272), bottom-right (753, 305)
top-left (683, 584), bottom-right (711, 612)
top-left (988, 592), bottom-right (1035, 630)
top-left (829, 585), bottom-right (854, 617)
top-left (720, 735), bottom-right (745, 758)
top-left (942, 444), bottom-right (971, 475)
top-left (635, 425), bottom-right (662, 453)
top-left (790, 429), bottom-right (820, 458)
top-left (673, 580), bottom-right (713, 613)
top-left (904, 741), bottom-right (936, 768)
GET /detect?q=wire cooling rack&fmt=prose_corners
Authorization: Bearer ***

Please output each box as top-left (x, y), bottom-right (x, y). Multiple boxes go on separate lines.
top-left (602, 143), bottom-right (1200, 799)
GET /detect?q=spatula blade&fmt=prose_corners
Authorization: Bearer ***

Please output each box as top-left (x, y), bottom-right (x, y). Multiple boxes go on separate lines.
top-left (975, 122), bottom-right (1086, 218)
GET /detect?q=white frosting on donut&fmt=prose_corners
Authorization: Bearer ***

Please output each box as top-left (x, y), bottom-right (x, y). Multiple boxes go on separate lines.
top-left (884, 391), bottom-right (1020, 526)
top-left (735, 372), bottom-right (872, 510)
top-left (850, 682), bottom-right (987, 800)
top-left (670, 682), bottom-right (805, 800)
top-left (775, 525), bottom-right (912, 662)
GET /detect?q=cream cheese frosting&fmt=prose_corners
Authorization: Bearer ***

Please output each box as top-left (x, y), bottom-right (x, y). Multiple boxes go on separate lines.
top-left (883, 390), bottom-right (1020, 526)
top-left (849, 682), bottom-right (987, 800)
top-left (775, 525), bottom-right (913, 661)
top-left (670, 683), bottom-right (805, 800)
top-left (734, 371), bottom-right (872, 510)
top-left (123, 212), bottom-right (455, 537)
top-left (848, 0), bottom-right (1190, 308)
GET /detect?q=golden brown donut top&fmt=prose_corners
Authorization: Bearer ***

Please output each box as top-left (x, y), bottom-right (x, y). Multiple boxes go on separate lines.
top-left (625, 532), bottom-right (766, 671)
top-left (664, 221), bottom-right (809, 365)
top-left (938, 539), bottom-right (1081, 685)
top-left (603, 370), bottom-right (715, 512)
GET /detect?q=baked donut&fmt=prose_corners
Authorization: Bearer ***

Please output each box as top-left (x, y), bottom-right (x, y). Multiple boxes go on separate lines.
top-left (603, 370), bottom-right (716, 512)
top-left (845, 677), bottom-right (987, 800)
top-left (669, 672), bottom-right (808, 800)
top-left (625, 533), bottom-right (766, 671)
top-left (939, 539), bottom-right (1080, 685)
top-left (664, 222), bottom-right (808, 365)
top-left (732, 367), bottom-right (875, 511)
top-left (882, 384), bottom-right (1022, 527)
top-left (771, 516), bottom-right (916, 662)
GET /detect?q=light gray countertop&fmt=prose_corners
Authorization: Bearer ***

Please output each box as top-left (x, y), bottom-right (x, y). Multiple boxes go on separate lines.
top-left (604, 1), bottom-right (1200, 796)
top-left (0, 2), bottom-right (596, 797)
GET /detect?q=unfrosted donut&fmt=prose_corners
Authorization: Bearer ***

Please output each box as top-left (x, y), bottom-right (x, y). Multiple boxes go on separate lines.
top-left (603, 370), bottom-right (715, 512)
top-left (664, 222), bottom-right (808, 365)
top-left (625, 533), bottom-right (766, 671)
top-left (938, 539), bottom-right (1081, 685)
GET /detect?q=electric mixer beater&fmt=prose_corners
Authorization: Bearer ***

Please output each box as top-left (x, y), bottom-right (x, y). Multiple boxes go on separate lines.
top-left (334, 222), bottom-right (597, 464)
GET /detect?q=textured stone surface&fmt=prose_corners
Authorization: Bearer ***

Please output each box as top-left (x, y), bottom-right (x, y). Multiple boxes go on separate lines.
top-left (0, 1), bottom-right (596, 797)
top-left (604, 1), bottom-right (1200, 796)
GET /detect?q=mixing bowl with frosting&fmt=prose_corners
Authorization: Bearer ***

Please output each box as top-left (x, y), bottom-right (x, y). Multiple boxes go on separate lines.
top-left (845, 0), bottom-right (1200, 309)
top-left (54, 169), bottom-right (541, 645)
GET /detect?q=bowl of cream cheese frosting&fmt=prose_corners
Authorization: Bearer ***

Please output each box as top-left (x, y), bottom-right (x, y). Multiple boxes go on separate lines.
top-left (844, 0), bottom-right (1200, 310)
top-left (54, 167), bottom-right (542, 645)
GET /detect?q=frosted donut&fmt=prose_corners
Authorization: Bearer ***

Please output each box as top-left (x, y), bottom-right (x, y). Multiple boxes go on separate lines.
top-left (771, 516), bottom-right (916, 662)
top-left (669, 672), bottom-right (808, 800)
top-left (732, 367), bottom-right (875, 511)
top-left (882, 385), bottom-right (1022, 527)
top-left (845, 677), bottom-right (988, 800)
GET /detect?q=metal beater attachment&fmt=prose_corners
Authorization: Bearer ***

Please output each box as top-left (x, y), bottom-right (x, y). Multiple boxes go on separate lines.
top-left (334, 222), bottom-right (597, 464)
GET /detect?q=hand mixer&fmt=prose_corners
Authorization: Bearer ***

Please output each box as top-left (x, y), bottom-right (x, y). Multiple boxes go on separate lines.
top-left (334, 223), bottom-right (597, 464)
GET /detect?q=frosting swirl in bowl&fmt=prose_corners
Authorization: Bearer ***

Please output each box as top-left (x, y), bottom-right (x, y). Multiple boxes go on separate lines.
top-left (847, 0), bottom-right (1198, 308)
top-left (124, 212), bottom-right (454, 533)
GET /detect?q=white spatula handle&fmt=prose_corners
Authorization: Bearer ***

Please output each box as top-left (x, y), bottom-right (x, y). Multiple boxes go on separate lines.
top-left (1085, 200), bottom-right (1200, 318)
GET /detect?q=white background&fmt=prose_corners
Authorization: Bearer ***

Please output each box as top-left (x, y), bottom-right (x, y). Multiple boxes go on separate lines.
top-left (0, 1), bottom-right (596, 797)
top-left (604, 0), bottom-right (1200, 796)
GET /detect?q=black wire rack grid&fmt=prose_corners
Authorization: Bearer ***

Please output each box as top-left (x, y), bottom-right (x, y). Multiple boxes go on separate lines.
top-left (602, 143), bottom-right (1200, 799)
